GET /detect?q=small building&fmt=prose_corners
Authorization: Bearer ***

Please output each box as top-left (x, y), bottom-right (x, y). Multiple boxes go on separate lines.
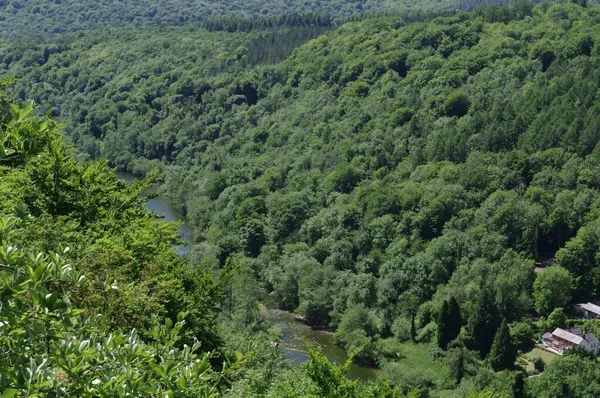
top-left (578, 302), bottom-right (600, 319)
top-left (542, 327), bottom-right (599, 356)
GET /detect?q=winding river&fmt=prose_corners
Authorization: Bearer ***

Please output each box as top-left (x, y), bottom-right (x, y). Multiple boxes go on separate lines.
top-left (117, 171), bottom-right (378, 381)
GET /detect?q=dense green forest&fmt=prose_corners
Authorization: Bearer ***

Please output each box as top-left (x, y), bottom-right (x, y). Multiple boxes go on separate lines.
top-left (0, 82), bottom-right (422, 397)
top-left (7, 0), bottom-right (600, 396)
top-left (0, 0), bottom-right (519, 37)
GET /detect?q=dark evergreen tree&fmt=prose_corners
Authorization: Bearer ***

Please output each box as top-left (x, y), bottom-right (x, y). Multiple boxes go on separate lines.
top-left (438, 300), bottom-right (451, 349)
top-left (513, 371), bottom-right (526, 398)
top-left (468, 286), bottom-right (499, 358)
top-left (448, 296), bottom-right (462, 343)
top-left (488, 319), bottom-right (516, 371)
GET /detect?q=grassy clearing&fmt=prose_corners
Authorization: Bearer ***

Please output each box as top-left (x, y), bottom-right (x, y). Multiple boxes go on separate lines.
top-left (381, 341), bottom-right (448, 391)
top-left (520, 347), bottom-right (558, 373)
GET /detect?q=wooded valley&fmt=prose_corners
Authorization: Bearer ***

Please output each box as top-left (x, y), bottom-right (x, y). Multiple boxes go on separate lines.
top-left (3, 0), bottom-right (600, 397)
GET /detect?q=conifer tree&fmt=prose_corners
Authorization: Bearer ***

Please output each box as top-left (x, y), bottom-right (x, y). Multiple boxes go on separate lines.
top-left (468, 287), bottom-right (499, 358)
top-left (448, 296), bottom-right (461, 342)
top-left (488, 318), bottom-right (516, 371)
top-left (513, 372), bottom-right (526, 398)
top-left (438, 300), bottom-right (451, 349)
top-left (439, 297), bottom-right (462, 350)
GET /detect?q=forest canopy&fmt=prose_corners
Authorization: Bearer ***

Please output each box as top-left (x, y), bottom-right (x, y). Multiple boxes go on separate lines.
top-left (5, 0), bottom-right (600, 396)
top-left (0, 0), bottom-right (521, 37)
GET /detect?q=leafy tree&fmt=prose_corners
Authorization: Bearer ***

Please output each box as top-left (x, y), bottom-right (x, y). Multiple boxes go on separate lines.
top-left (335, 305), bottom-right (379, 364)
top-left (242, 218), bottom-right (267, 257)
top-left (546, 307), bottom-right (568, 330)
top-left (564, 344), bottom-right (596, 361)
top-left (533, 266), bottom-right (573, 316)
top-left (443, 91), bottom-right (471, 118)
top-left (527, 355), bottom-right (600, 397)
top-left (533, 357), bottom-right (545, 372)
top-left (510, 321), bottom-right (534, 352)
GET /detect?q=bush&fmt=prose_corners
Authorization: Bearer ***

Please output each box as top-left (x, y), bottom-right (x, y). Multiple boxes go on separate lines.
top-left (392, 316), bottom-right (412, 342)
top-left (417, 321), bottom-right (437, 343)
top-left (533, 357), bottom-right (545, 372)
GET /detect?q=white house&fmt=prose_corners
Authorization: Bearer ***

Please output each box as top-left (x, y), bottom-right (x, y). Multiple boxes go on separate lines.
top-left (542, 327), bottom-right (599, 356)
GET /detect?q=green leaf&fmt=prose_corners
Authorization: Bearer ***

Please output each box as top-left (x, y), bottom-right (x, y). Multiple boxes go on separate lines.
top-left (1, 389), bottom-right (18, 398)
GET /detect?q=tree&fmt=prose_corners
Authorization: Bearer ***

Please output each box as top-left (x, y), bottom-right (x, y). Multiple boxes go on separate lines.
top-left (0, 216), bottom-right (239, 396)
top-left (438, 298), bottom-right (461, 350)
top-left (468, 286), bottom-right (499, 358)
top-left (513, 372), bottom-right (526, 398)
top-left (447, 343), bottom-right (466, 386)
top-left (443, 91), bottom-right (471, 118)
top-left (488, 319), bottom-right (516, 371)
top-left (334, 305), bottom-right (379, 364)
top-left (564, 344), bottom-right (596, 360)
top-left (546, 307), bottom-right (568, 330)
top-left (510, 321), bottom-right (534, 351)
top-left (438, 300), bottom-right (451, 350)
top-left (241, 218), bottom-right (266, 257)
top-left (399, 290), bottom-right (420, 342)
top-left (533, 266), bottom-right (573, 316)
top-left (528, 355), bottom-right (600, 397)
top-left (448, 297), bottom-right (462, 344)
top-left (533, 357), bottom-right (545, 372)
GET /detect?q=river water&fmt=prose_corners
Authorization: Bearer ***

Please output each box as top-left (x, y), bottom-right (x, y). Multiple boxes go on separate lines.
top-left (116, 171), bottom-right (378, 381)
top-left (261, 294), bottom-right (379, 381)
top-left (116, 172), bottom-right (193, 255)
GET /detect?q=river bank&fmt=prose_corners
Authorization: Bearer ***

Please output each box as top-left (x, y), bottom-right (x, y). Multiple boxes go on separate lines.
top-left (116, 171), bottom-right (379, 382)
top-left (260, 292), bottom-right (379, 381)
top-left (116, 171), bottom-right (193, 255)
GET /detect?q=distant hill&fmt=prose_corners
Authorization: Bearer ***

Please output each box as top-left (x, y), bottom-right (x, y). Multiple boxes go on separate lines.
top-left (0, 0), bottom-right (519, 37)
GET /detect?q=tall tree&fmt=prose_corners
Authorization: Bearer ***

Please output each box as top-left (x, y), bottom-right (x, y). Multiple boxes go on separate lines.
top-left (468, 286), bottom-right (499, 358)
top-left (448, 296), bottom-right (462, 343)
top-left (438, 300), bottom-right (451, 350)
top-left (399, 290), bottom-right (420, 342)
top-left (438, 298), bottom-right (461, 350)
top-left (488, 319), bottom-right (516, 371)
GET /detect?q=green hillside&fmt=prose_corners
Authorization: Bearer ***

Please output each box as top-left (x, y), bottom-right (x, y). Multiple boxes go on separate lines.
top-left (4, 0), bottom-right (600, 396)
top-left (0, 0), bottom-right (515, 37)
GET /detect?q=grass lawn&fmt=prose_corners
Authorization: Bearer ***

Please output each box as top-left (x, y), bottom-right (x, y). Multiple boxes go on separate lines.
top-left (520, 347), bottom-right (558, 373)
top-left (381, 341), bottom-right (448, 391)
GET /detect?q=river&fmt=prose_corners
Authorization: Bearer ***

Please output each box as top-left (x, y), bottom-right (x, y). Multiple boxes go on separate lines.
top-left (261, 293), bottom-right (379, 381)
top-left (116, 171), bottom-right (378, 381)
top-left (117, 172), bottom-right (193, 255)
